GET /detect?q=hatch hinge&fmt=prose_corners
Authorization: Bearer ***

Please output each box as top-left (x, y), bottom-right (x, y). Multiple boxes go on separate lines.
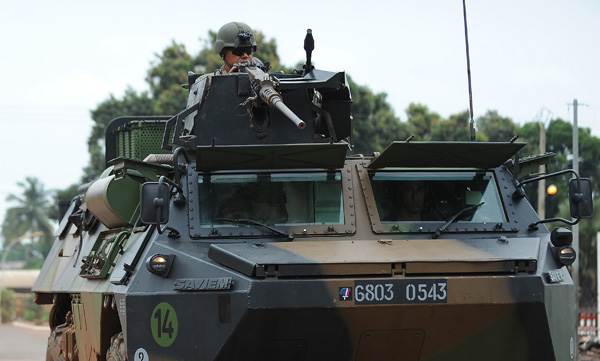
top-left (515, 260), bottom-right (537, 273)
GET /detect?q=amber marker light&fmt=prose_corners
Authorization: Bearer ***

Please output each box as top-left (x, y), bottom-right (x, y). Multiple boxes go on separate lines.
top-left (557, 246), bottom-right (576, 266)
top-left (146, 254), bottom-right (175, 276)
top-left (547, 184), bottom-right (558, 195)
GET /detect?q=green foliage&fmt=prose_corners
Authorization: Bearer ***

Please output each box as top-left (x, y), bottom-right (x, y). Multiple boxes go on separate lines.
top-left (476, 110), bottom-right (518, 143)
top-left (350, 76), bottom-right (406, 154)
top-left (0, 288), bottom-right (16, 323)
top-left (579, 129), bottom-right (600, 192)
top-left (22, 293), bottom-right (44, 322)
top-left (1, 243), bottom-right (45, 269)
top-left (2, 177), bottom-right (54, 258)
top-left (47, 183), bottom-right (81, 222)
top-left (431, 110), bottom-right (471, 141)
top-left (194, 30), bottom-right (221, 74)
top-left (516, 121), bottom-right (541, 157)
top-left (254, 32), bottom-right (288, 72)
top-left (147, 41), bottom-right (195, 115)
top-left (84, 88), bottom-right (155, 182)
top-left (405, 103), bottom-right (441, 141)
top-left (2, 242), bottom-right (26, 262)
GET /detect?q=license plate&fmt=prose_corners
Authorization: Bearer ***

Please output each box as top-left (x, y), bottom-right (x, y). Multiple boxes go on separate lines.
top-left (353, 279), bottom-right (447, 305)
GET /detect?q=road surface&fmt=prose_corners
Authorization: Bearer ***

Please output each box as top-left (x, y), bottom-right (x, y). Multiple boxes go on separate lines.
top-left (0, 322), bottom-right (49, 361)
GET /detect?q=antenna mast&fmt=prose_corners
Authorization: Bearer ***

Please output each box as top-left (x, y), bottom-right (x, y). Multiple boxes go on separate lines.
top-left (462, 0), bottom-right (476, 141)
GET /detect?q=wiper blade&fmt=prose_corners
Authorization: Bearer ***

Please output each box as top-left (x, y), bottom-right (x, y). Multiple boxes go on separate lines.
top-left (216, 218), bottom-right (294, 241)
top-left (432, 202), bottom-right (485, 239)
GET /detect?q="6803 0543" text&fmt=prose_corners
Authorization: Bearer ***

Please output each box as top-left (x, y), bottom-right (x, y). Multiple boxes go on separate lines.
top-left (354, 279), bottom-right (447, 305)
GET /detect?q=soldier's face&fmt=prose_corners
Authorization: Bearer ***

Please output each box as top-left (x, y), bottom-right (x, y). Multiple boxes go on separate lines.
top-left (400, 181), bottom-right (426, 214)
top-left (224, 48), bottom-right (253, 71)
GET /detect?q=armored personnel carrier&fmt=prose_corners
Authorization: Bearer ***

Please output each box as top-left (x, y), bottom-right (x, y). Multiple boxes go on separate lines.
top-left (33, 30), bottom-right (593, 361)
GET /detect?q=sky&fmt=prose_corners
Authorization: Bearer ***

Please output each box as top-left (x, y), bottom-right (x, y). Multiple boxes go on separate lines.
top-left (0, 0), bottom-right (599, 230)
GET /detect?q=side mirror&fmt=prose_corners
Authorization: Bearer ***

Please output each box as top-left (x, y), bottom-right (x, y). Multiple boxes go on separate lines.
top-left (569, 178), bottom-right (594, 219)
top-left (140, 182), bottom-right (170, 225)
top-left (522, 170), bottom-right (594, 230)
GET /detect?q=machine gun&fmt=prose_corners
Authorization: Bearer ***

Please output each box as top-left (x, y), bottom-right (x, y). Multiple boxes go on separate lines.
top-left (236, 62), bottom-right (306, 130)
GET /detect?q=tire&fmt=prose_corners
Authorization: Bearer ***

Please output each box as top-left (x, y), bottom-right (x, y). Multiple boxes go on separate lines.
top-left (46, 326), bottom-right (65, 361)
top-left (46, 311), bottom-right (78, 361)
top-left (106, 332), bottom-right (127, 361)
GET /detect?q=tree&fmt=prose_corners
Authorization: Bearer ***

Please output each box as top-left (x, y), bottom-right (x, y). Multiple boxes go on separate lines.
top-left (147, 41), bottom-right (196, 116)
top-left (47, 184), bottom-right (81, 221)
top-left (516, 121), bottom-right (542, 158)
top-left (350, 77), bottom-right (407, 154)
top-left (405, 103), bottom-right (441, 141)
top-left (1, 177), bottom-right (54, 263)
top-left (0, 288), bottom-right (16, 323)
top-left (84, 88), bottom-right (156, 182)
top-left (431, 110), bottom-right (471, 141)
top-left (540, 118), bottom-right (599, 217)
top-left (578, 128), bottom-right (600, 194)
top-left (476, 110), bottom-right (519, 143)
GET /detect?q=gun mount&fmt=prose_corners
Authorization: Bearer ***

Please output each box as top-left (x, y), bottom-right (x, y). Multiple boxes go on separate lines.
top-left (162, 32), bottom-right (351, 150)
top-left (238, 62), bottom-right (306, 129)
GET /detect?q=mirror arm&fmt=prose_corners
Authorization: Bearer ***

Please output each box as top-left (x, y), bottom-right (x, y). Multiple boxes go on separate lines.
top-left (520, 168), bottom-right (584, 230)
top-left (513, 168), bottom-right (580, 199)
top-left (528, 214), bottom-right (581, 231)
top-left (171, 147), bottom-right (191, 205)
top-left (173, 147), bottom-right (191, 184)
top-left (516, 168), bottom-right (580, 189)
top-left (154, 176), bottom-right (181, 237)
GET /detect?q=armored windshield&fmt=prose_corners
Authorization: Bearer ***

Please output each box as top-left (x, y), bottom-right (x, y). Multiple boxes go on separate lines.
top-left (196, 172), bottom-right (344, 229)
top-left (369, 171), bottom-right (507, 225)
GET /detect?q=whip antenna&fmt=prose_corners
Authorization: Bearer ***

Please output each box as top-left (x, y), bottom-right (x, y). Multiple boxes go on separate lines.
top-left (463, 0), bottom-right (476, 141)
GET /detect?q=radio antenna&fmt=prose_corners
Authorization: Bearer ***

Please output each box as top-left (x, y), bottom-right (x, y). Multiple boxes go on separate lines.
top-left (462, 0), bottom-right (476, 141)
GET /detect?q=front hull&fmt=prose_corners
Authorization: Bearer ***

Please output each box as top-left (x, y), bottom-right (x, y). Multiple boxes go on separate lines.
top-left (124, 274), bottom-right (574, 361)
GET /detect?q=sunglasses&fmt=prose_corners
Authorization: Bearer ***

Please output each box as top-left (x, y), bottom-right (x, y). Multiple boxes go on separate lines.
top-left (231, 47), bottom-right (253, 56)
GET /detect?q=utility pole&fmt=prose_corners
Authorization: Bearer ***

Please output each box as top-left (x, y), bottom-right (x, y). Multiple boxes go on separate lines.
top-left (569, 99), bottom-right (583, 304)
top-left (535, 108), bottom-right (552, 219)
top-left (538, 121), bottom-right (546, 218)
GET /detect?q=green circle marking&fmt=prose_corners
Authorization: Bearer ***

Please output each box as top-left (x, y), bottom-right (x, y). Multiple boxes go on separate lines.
top-left (151, 302), bottom-right (178, 347)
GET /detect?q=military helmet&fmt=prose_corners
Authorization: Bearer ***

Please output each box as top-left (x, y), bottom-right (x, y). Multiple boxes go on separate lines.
top-left (214, 22), bottom-right (258, 55)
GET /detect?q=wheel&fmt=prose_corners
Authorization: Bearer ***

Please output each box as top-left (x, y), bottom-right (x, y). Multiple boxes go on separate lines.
top-left (46, 326), bottom-right (65, 361)
top-left (106, 332), bottom-right (127, 361)
top-left (46, 311), bottom-right (77, 361)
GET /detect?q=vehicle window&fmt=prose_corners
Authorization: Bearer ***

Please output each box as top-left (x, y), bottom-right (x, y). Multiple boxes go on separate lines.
top-left (368, 171), bottom-right (507, 223)
top-left (197, 172), bottom-right (344, 227)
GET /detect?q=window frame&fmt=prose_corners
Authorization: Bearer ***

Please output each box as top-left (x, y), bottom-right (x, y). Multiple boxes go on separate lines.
top-left (186, 165), bottom-right (356, 239)
top-left (360, 168), bottom-right (513, 234)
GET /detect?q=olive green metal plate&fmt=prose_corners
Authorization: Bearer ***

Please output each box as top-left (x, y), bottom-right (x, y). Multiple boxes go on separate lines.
top-left (514, 152), bottom-right (555, 178)
top-left (368, 141), bottom-right (526, 169)
top-left (196, 143), bottom-right (348, 171)
top-left (208, 238), bottom-right (540, 277)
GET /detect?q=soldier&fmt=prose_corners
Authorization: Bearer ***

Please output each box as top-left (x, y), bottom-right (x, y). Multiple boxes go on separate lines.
top-left (381, 180), bottom-right (432, 222)
top-left (397, 180), bottom-right (428, 221)
top-left (214, 21), bottom-right (258, 74)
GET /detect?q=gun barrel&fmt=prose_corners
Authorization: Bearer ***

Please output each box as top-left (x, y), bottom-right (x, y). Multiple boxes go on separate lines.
top-left (273, 100), bottom-right (306, 129)
top-left (258, 84), bottom-right (306, 130)
top-left (241, 63), bottom-right (306, 130)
